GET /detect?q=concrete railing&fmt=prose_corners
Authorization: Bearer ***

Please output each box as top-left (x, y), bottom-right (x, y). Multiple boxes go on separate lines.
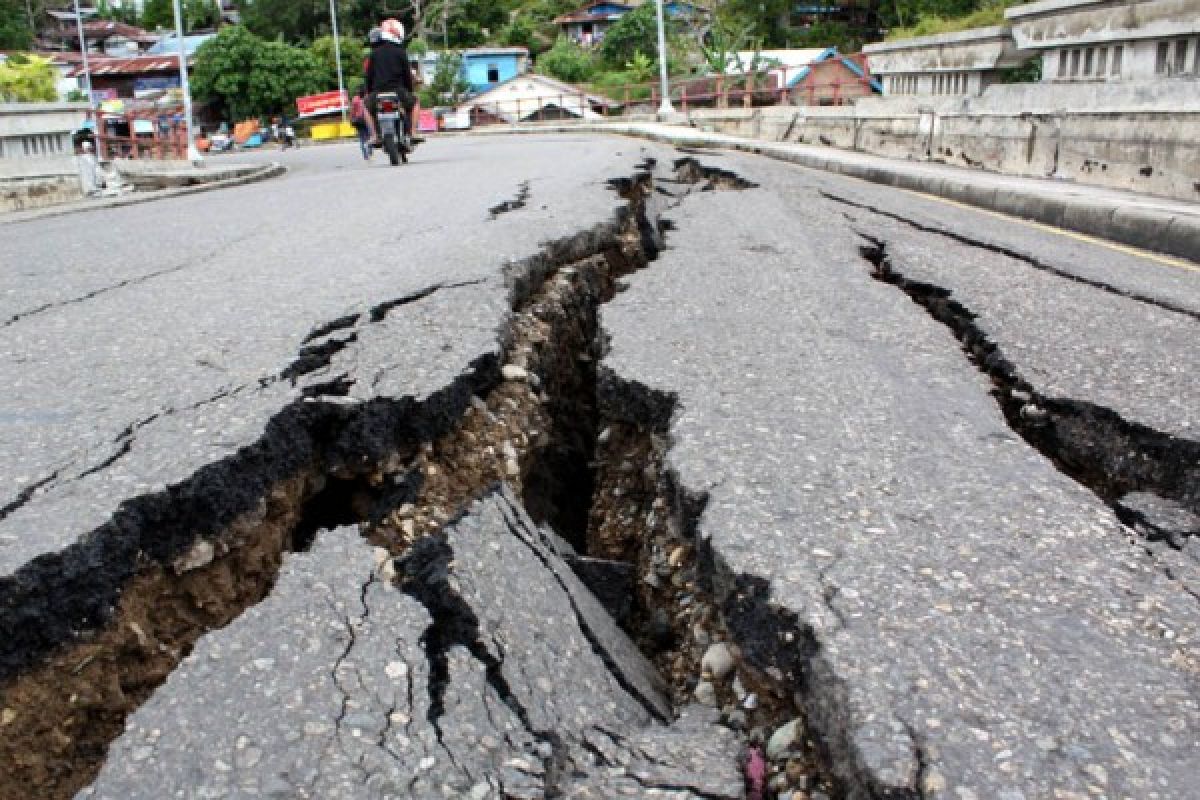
top-left (0, 102), bottom-right (88, 182)
top-left (680, 81), bottom-right (1200, 202)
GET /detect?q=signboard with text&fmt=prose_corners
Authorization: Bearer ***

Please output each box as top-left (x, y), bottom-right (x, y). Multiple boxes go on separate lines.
top-left (296, 90), bottom-right (348, 117)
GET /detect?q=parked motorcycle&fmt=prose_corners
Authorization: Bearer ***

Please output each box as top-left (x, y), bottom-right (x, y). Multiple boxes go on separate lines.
top-left (375, 91), bottom-right (410, 166)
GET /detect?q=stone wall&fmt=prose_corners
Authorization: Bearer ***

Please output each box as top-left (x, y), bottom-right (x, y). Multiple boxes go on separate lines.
top-left (685, 80), bottom-right (1200, 201)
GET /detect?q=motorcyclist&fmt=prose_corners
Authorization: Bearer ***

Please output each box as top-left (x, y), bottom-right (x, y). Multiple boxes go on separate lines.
top-left (364, 18), bottom-right (416, 146)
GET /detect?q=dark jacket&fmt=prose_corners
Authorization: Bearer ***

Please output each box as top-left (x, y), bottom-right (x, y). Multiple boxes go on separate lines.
top-left (365, 40), bottom-right (414, 94)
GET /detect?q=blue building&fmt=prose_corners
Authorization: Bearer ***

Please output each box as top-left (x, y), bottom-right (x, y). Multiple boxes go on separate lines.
top-left (461, 48), bottom-right (530, 94)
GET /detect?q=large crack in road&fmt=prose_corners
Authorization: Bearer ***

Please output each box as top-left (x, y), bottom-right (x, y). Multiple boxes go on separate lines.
top-left (2, 158), bottom-right (831, 800)
top-left (858, 235), bottom-right (1200, 565)
top-left (3, 147), bottom-right (1197, 800)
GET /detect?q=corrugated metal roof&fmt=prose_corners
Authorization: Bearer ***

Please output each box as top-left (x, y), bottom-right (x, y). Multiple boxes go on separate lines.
top-left (66, 55), bottom-right (183, 77)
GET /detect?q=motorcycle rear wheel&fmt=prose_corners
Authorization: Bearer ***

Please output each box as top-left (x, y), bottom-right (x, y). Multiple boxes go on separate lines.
top-left (383, 133), bottom-right (400, 166)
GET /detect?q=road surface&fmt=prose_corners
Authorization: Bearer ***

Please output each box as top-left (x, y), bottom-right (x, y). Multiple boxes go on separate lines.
top-left (1, 135), bottom-right (1197, 800)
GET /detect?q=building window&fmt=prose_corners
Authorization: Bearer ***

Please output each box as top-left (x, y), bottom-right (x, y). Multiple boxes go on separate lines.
top-left (1175, 39), bottom-right (1190, 74)
top-left (1096, 48), bottom-right (1107, 76)
top-left (1069, 49), bottom-right (1081, 77)
top-left (1084, 47), bottom-right (1094, 75)
top-left (487, 64), bottom-right (500, 83)
top-left (1112, 45), bottom-right (1123, 75)
top-left (1156, 41), bottom-right (1170, 74)
top-left (1056, 51), bottom-right (1067, 78)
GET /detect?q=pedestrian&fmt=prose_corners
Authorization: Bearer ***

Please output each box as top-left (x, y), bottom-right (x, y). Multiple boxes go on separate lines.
top-left (350, 87), bottom-right (371, 160)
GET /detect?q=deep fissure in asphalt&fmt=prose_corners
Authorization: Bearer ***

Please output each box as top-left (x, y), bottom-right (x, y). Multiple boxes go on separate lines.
top-left (0, 158), bottom-right (867, 800)
top-left (860, 235), bottom-right (1200, 535)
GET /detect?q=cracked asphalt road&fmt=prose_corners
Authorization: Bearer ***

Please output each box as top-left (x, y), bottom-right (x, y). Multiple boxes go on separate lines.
top-left (3, 136), bottom-right (1199, 798)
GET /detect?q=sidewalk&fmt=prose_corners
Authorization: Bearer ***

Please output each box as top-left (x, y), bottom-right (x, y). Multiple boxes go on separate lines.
top-left (0, 161), bottom-right (285, 226)
top-left (489, 121), bottom-right (1200, 263)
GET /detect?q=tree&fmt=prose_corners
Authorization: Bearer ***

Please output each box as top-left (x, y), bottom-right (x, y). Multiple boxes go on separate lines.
top-left (142, 0), bottom-right (217, 30)
top-left (192, 25), bottom-right (326, 120)
top-left (96, 0), bottom-right (141, 24)
top-left (312, 34), bottom-right (367, 94)
top-left (141, 0), bottom-right (175, 29)
top-left (444, 0), bottom-right (509, 47)
top-left (248, 39), bottom-right (327, 114)
top-left (0, 54), bottom-right (58, 102)
top-left (418, 50), bottom-right (468, 108)
top-left (537, 36), bottom-right (595, 83)
top-left (236, 0), bottom-right (324, 43)
top-left (715, 0), bottom-right (792, 47)
top-left (599, 4), bottom-right (663, 69)
top-left (0, 0), bottom-right (34, 50)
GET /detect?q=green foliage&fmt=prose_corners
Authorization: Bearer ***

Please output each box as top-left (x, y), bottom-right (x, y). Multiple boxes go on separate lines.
top-left (599, 4), bottom-right (663, 69)
top-left (999, 58), bottom-right (1041, 83)
top-left (192, 25), bottom-right (326, 121)
top-left (418, 50), bottom-right (469, 108)
top-left (251, 39), bottom-right (327, 114)
top-left (142, 0), bottom-right (216, 31)
top-left (95, 0), bottom-right (141, 24)
top-left (236, 0), bottom-right (323, 43)
top-left (0, 0), bottom-right (33, 49)
top-left (625, 51), bottom-right (655, 84)
top-left (880, 0), bottom-right (1013, 36)
top-left (500, 14), bottom-right (538, 51)
top-left (790, 20), bottom-right (860, 51)
top-left (445, 0), bottom-right (509, 46)
top-left (716, 0), bottom-right (792, 47)
top-left (698, 17), bottom-right (756, 76)
top-left (0, 54), bottom-right (59, 103)
top-left (141, 0), bottom-right (174, 30)
top-left (312, 34), bottom-right (367, 93)
top-left (589, 68), bottom-right (651, 101)
top-left (538, 36), bottom-right (596, 83)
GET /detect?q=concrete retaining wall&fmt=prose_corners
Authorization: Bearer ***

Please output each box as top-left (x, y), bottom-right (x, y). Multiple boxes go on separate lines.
top-left (0, 176), bottom-right (83, 212)
top-left (685, 80), bottom-right (1200, 201)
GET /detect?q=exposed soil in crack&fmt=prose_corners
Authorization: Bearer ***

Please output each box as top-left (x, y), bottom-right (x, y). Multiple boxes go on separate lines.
top-left (0, 164), bottom-right (652, 800)
top-left (859, 234), bottom-right (1200, 533)
top-left (0, 474), bottom-right (312, 800)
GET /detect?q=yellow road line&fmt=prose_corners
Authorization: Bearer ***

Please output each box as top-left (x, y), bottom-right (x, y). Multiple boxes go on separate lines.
top-left (899, 188), bottom-right (1200, 274)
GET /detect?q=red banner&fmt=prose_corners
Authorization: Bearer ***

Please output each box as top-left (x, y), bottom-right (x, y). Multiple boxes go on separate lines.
top-left (296, 90), bottom-right (348, 116)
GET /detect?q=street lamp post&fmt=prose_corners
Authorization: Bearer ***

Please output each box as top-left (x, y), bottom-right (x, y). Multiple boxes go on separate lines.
top-left (71, 0), bottom-right (95, 108)
top-left (654, 0), bottom-right (675, 115)
top-left (329, 0), bottom-right (348, 126)
top-left (171, 0), bottom-right (202, 163)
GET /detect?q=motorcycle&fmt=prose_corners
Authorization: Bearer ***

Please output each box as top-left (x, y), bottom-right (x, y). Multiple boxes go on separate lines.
top-left (375, 91), bottom-right (410, 166)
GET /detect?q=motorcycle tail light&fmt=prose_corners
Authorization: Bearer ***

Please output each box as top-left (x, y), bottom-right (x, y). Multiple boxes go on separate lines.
top-left (381, 100), bottom-right (398, 112)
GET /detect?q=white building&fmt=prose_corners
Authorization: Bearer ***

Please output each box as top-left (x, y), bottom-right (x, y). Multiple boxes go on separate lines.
top-left (457, 74), bottom-right (616, 124)
top-left (864, 26), bottom-right (1032, 96)
top-left (1006, 0), bottom-right (1200, 82)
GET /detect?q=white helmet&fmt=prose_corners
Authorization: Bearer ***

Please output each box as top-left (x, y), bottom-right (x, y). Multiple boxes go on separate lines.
top-left (380, 18), bottom-right (405, 44)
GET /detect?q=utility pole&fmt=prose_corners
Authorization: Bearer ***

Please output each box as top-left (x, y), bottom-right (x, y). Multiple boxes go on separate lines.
top-left (330, 0), bottom-right (348, 125)
top-left (655, 0), bottom-right (675, 115)
top-left (71, 0), bottom-right (95, 108)
top-left (171, 0), bottom-right (202, 163)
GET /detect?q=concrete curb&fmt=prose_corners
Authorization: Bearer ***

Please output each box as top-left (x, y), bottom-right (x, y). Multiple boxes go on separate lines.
top-left (0, 162), bottom-right (287, 226)
top-left (470, 123), bottom-right (1200, 263)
